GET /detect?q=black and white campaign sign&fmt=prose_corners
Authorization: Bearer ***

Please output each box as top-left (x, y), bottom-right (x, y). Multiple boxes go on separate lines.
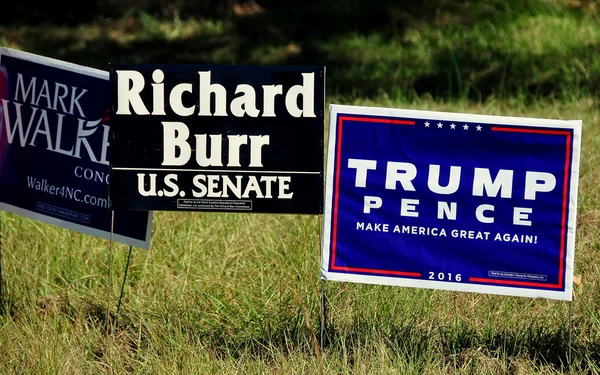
top-left (109, 64), bottom-right (325, 214)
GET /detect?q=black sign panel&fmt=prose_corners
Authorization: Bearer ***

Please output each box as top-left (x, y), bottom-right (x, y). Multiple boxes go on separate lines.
top-left (109, 64), bottom-right (324, 214)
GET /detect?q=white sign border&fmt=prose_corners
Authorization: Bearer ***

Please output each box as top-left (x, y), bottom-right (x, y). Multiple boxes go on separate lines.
top-left (0, 47), bottom-right (152, 249)
top-left (321, 103), bottom-right (582, 301)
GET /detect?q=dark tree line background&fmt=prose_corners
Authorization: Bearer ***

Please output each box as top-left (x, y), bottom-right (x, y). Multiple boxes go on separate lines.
top-left (2, 0), bottom-right (598, 100)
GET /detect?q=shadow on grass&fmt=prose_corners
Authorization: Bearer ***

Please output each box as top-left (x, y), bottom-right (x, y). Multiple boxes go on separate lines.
top-left (160, 315), bottom-right (592, 371)
top-left (317, 318), bottom-right (585, 371)
top-left (3, 0), bottom-right (598, 101)
top-left (128, 305), bottom-right (595, 372)
top-left (6, 292), bottom-right (598, 371)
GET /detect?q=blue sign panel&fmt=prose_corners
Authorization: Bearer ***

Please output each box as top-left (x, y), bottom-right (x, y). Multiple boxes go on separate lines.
top-left (0, 47), bottom-right (151, 249)
top-left (321, 104), bottom-right (581, 300)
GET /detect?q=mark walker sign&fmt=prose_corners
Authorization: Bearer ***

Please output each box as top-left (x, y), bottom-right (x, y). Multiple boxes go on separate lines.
top-left (0, 47), bottom-right (152, 249)
top-left (109, 64), bottom-right (325, 214)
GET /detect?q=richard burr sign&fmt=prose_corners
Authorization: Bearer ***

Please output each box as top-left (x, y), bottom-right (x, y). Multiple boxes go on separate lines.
top-left (109, 64), bottom-right (325, 214)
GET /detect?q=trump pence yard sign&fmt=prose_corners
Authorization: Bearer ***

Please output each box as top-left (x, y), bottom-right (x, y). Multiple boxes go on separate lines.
top-left (109, 64), bottom-right (324, 214)
top-left (321, 104), bottom-right (582, 300)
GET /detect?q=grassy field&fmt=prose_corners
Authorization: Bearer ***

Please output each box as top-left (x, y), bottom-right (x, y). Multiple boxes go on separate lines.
top-left (2, 1), bottom-right (600, 374)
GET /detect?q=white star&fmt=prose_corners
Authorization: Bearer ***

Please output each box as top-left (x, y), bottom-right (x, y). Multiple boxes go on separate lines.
top-left (463, 124), bottom-right (469, 130)
top-left (437, 122), bottom-right (443, 128)
top-left (450, 123), bottom-right (456, 129)
top-left (476, 125), bottom-right (482, 131)
top-left (424, 121), bottom-right (430, 127)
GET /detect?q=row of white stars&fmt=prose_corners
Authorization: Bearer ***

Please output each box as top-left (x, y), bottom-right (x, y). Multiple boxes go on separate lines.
top-left (424, 121), bottom-right (482, 131)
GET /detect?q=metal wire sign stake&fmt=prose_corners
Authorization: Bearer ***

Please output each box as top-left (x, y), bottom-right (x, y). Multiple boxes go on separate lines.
top-left (105, 210), bottom-right (115, 371)
top-left (0, 213), bottom-right (5, 314)
top-left (116, 245), bottom-right (134, 315)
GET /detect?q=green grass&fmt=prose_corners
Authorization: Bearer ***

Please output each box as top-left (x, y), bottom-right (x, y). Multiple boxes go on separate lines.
top-left (2, 96), bottom-right (600, 374)
top-left (2, 1), bottom-right (600, 101)
top-left (2, 1), bottom-right (600, 373)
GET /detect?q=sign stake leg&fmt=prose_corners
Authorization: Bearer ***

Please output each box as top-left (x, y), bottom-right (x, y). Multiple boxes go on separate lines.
top-left (317, 213), bottom-right (328, 351)
top-left (320, 278), bottom-right (327, 349)
top-left (105, 210), bottom-right (114, 372)
top-left (116, 246), bottom-right (133, 315)
top-left (0, 213), bottom-right (5, 315)
top-left (568, 299), bottom-right (573, 368)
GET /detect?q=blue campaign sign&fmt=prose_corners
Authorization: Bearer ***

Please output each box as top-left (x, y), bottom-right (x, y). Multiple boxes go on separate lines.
top-left (0, 47), bottom-right (152, 249)
top-left (321, 104), bottom-right (582, 300)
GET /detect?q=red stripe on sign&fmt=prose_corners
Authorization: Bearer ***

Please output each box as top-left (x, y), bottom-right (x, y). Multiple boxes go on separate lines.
top-left (332, 265), bottom-right (421, 277)
top-left (330, 116), bottom-right (344, 271)
top-left (491, 127), bottom-right (571, 136)
top-left (559, 132), bottom-right (571, 287)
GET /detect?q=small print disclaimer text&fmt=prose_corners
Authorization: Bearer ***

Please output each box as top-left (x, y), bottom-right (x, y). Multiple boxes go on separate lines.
top-left (488, 270), bottom-right (547, 281)
top-left (36, 202), bottom-right (91, 223)
top-left (176, 199), bottom-right (252, 211)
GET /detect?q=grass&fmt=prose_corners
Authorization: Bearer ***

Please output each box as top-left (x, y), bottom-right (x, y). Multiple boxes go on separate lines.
top-left (2, 96), bottom-right (600, 374)
top-left (2, 1), bottom-right (600, 101)
top-left (2, 1), bottom-right (600, 373)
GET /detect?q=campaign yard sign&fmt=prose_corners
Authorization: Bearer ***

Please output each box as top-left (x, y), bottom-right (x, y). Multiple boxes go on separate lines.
top-left (109, 64), bottom-right (325, 214)
top-left (0, 47), bottom-right (152, 249)
top-left (321, 104), bottom-right (581, 301)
